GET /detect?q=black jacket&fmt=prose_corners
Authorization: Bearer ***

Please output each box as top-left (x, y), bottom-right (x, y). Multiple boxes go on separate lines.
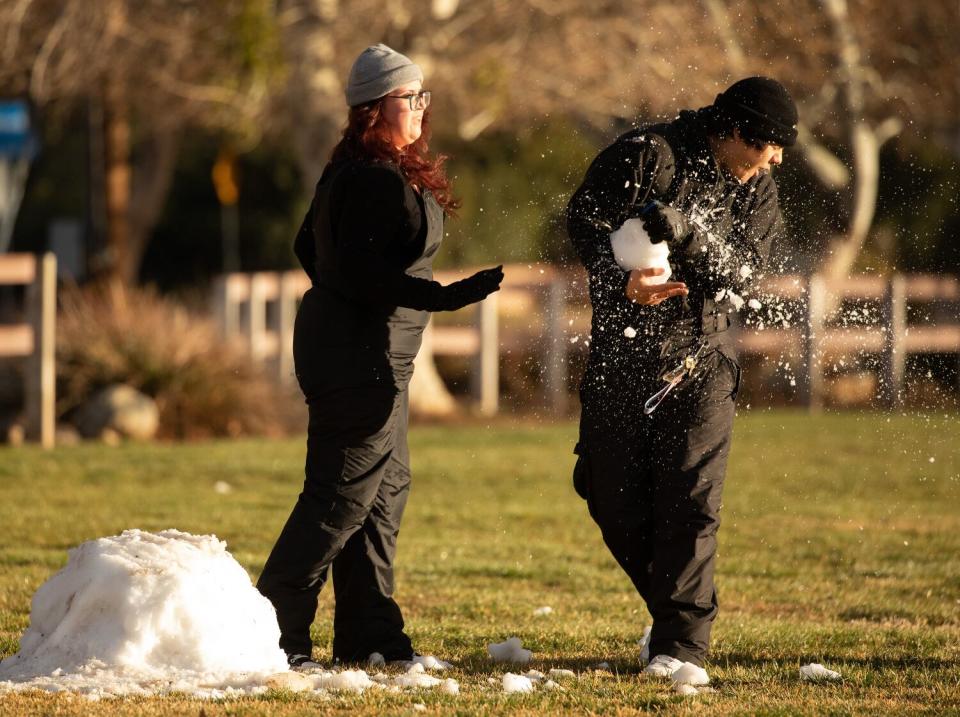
top-left (294, 159), bottom-right (455, 313)
top-left (567, 109), bottom-right (785, 362)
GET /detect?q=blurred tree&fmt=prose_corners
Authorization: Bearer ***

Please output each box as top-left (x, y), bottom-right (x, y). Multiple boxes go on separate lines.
top-left (0, 0), bottom-right (282, 285)
top-left (273, 0), bottom-right (958, 280)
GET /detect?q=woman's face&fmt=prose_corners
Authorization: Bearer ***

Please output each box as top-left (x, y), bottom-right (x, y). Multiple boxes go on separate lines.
top-left (381, 80), bottom-right (425, 149)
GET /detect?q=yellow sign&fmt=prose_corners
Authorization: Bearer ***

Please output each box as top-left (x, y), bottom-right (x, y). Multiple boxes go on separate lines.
top-left (212, 150), bottom-right (239, 205)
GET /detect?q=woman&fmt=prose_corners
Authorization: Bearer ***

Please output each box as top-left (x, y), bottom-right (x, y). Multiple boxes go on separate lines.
top-left (257, 44), bottom-right (503, 669)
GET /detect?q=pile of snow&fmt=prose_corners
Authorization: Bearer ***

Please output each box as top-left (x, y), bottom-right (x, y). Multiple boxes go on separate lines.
top-left (0, 529), bottom-right (288, 697)
top-left (610, 219), bottom-right (672, 281)
top-left (0, 530), bottom-right (461, 700)
top-left (488, 637), bottom-right (532, 664)
top-left (800, 663), bottom-right (841, 682)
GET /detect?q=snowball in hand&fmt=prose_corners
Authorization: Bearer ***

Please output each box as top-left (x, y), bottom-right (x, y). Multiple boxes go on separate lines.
top-left (0, 529), bottom-right (288, 693)
top-left (610, 218), bottom-right (671, 282)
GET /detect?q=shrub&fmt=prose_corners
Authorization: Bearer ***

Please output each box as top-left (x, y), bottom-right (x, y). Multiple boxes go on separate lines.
top-left (56, 284), bottom-right (302, 439)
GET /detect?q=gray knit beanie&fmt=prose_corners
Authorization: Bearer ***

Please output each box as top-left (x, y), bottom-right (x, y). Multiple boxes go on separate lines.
top-left (345, 44), bottom-right (423, 107)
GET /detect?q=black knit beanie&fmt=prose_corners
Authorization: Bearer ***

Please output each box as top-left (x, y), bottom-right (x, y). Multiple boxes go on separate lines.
top-left (710, 77), bottom-right (798, 147)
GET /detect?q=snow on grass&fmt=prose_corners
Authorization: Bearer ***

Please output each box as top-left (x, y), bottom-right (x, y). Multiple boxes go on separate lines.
top-left (487, 637), bottom-right (532, 664)
top-left (800, 663), bottom-right (842, 682)
top-left (502, 673), bottom-right (535, 693)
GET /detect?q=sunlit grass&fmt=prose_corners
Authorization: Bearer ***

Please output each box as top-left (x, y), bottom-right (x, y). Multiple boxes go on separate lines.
top-left (1, 410), bottom-right (958, 715)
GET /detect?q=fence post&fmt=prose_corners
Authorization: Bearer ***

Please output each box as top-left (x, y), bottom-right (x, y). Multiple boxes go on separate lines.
top-left (881, 274), bottom-right (907, 408)
top-left (471, 292), bottom-right (499, 416)
top-left (277, 271), bottom-right (298, 384)
top-left (212, 274), bottom-right (242, 339)
top-left (25, 253), bottom-right (56, 448)
top-left (800, 274), bottom-right (825, 411)
top-left (544, 276), bottom-right (568, 415)
top-left (246, 272), bottom-right (268, 362)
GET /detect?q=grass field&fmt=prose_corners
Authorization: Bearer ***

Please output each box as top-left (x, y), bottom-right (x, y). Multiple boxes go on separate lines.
top-left (1, 410), bottom-right (959, 715)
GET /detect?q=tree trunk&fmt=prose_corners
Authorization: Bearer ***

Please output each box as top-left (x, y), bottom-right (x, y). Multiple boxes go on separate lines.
top-left (127, 128), bottom-right (180, 281)
top-left (102, 76), bottom-right (133, 286)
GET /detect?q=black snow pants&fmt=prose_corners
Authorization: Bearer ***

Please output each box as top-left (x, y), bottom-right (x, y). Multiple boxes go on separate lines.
top-left (256, 290), bottom-right (416, 663)
top-left (575, 344), bottom-right (741, 666)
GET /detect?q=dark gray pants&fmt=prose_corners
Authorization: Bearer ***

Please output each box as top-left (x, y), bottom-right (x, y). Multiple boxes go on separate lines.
top-left (576, 348), bottom-right (740, 666)
top-left (257, 375), bottom-right (414, 663)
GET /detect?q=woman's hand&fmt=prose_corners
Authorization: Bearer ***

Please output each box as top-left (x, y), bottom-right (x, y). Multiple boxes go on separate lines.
top-left (440, 265), bottom-right (505, 311)
top-left (625, 268), bottom-right (688, 305)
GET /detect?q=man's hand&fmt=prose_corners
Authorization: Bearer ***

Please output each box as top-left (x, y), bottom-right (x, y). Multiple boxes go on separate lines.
top-left (641, 200), bottom-right (692, 246)
top-left (626, 268), bottom-right (688, 305)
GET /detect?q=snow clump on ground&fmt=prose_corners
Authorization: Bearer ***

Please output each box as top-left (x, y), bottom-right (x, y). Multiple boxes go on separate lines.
top-left (488, 637), bottom-right (532, 664)
top-left (800, 663), bottom-right (842, 681)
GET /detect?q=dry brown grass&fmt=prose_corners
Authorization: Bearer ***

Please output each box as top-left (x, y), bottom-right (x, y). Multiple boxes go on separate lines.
top-left (56, 283), bottom-right (302, 439)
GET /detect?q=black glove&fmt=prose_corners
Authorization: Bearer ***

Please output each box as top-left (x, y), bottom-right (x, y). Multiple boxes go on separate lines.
top-left (641, 200), bottom-right (692, 246)
top-left (439, 265), bottom-right (504, 311)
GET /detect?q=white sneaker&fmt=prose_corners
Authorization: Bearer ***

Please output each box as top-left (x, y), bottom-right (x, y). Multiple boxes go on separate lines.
top-left (642, 654), bottom-right (684, 678)
top-left (638, 625), bottom-right (652, 664)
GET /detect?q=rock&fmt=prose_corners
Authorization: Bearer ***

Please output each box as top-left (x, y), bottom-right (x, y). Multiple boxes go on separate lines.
top-left (5, 422), bottom-right (24, 446)
top-left (74, 385), bottom-right (159, 440)
top-left (100, 427), bottom-right (122, 446)
top-left (55, 424), bottom-right (82, 446)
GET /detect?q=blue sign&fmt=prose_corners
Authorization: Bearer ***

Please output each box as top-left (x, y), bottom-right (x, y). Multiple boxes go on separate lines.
top-left (0, 100), bottom-right (38, 159)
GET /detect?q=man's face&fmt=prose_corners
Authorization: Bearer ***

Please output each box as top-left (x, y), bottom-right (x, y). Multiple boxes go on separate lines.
top-left (722, 129), bottom-right (784, 182)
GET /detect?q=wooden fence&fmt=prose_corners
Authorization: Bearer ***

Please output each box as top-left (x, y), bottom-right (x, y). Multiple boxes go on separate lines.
top-left (738, 273), bottom-right (960, 409)
top-left (211, 267), bottom-right (960, 413)
top-left (0, 252), bottom-right (56, 446)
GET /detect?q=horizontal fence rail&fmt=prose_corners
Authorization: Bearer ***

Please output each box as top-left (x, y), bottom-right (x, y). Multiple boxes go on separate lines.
top-left (211, 268), bottom-right (960, 413)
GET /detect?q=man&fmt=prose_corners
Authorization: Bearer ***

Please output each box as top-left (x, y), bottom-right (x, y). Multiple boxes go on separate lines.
top-left (566, 77), bottom-right (797, 680)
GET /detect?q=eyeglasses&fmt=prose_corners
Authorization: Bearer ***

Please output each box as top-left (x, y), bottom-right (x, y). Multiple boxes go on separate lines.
top-left (386, 90), bottom-right (431, 111)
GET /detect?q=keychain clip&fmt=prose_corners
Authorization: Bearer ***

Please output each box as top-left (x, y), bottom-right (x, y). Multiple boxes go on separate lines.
top-left (643, 338), bottom-right (710, 415)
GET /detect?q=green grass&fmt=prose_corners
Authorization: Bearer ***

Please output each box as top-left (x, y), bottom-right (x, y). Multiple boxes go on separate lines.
top-left (1, 410), bottom-right (959, 715)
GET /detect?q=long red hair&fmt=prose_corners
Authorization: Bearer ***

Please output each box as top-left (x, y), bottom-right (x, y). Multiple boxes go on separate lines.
top-left (330, 101), bottom-right (460, 215)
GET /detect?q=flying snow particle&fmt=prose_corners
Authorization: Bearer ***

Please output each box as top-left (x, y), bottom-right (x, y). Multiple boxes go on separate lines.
top-left (747, 299), bottom-right (762, 310)
top-left (623, 326), bottom-right (638, 339)
top-left (726, 291), bottom-right (745, 310)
